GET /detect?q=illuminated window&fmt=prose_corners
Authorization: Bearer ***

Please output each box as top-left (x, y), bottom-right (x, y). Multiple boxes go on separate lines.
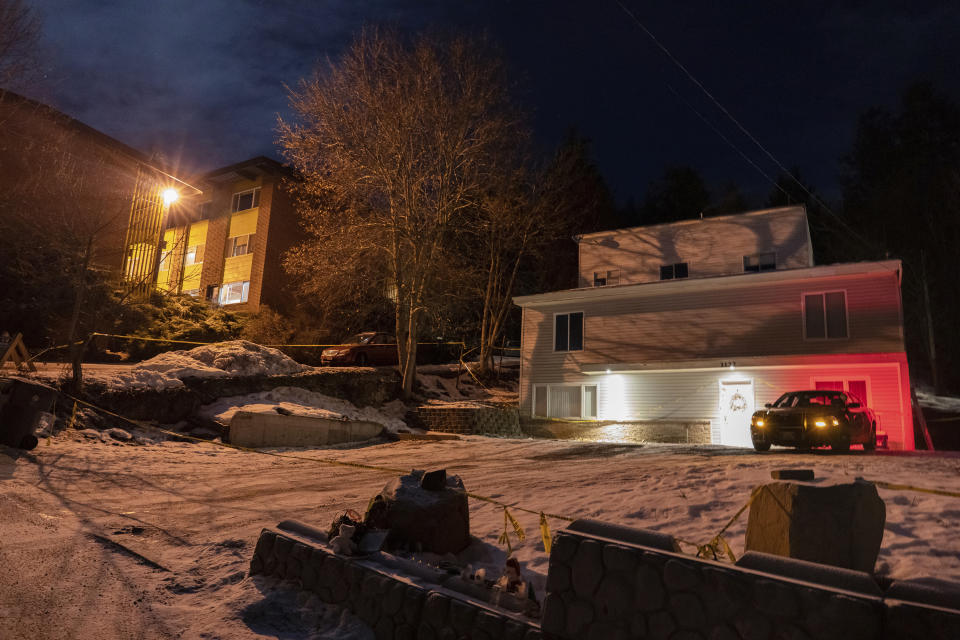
top-left (185, 244), bottom-right (205, 265)
top-left (231, 188), bottom-right (261, 212)
top-left (228, 234), bottom-right (253, 257)
top-left (554, 312), bottom-right (584, 352)
top-left (804, 291), bottom-right (847, 339)
top-left (660, 262), bottom-right (688, 280)
top-left (532, 384), bottom-right (598, 419)
top-left (744, 252), bottom-right (776, 272)
top-left (158, 249), bottom-right (172, 271)
top-left (218, 281), bottom-right (249, 305)
top-left (183, 289), bottom-right (199, 297)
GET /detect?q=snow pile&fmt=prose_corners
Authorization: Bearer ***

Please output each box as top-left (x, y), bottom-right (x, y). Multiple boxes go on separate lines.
top-left (78, 341), bottom-right (310, 391)
top-left (199, 386), bottom-right (408, 433)
top-left (915, 388), bottom-right (960, 413)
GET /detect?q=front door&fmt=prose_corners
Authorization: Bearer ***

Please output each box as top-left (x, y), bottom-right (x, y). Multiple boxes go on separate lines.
top-left (719, 379), bottom-right (755, 447)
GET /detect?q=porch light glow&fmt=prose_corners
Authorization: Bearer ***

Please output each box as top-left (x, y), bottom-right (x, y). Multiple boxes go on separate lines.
top-left (162, 188), bottom-right (179, 205)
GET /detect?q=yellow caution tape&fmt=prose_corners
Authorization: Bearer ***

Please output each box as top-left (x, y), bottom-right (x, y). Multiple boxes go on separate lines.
top-left (866, 479), bottom-right (960, 499)
top-left (506, 507), bottom-right (526, 542)
top-left (498, 508), bottom-right (514, 555)
top-left (540, 512), bottom-right (552, 554)
top-left (89, 332), bottom-right (468, 349)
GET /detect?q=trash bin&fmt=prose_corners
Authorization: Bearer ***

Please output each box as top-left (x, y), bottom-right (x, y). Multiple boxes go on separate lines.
top-left (0, 377), bottom-right (58, 450)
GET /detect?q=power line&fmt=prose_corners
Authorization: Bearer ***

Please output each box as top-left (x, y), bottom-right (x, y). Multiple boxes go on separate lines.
top-left (614, 1), bottom-right (886, 257)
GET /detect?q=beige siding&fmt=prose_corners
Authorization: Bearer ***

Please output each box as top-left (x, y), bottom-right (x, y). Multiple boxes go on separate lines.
top-left (520, 360), bottom-right (909, 449)
top-left (578, 206), bottom-right (812, 287)
top-left (522, 271), bottom-right (902, 376)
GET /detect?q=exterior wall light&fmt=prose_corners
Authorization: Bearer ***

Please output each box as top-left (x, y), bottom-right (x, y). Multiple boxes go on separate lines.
top-left (162, 188), bottom-right (179, 205)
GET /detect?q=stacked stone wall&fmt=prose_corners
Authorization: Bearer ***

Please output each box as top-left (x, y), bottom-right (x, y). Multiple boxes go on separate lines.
top-left (416, 404), bottom-right (522, 437)
top-left (541, 526), bottom-right (960, 640)
top-left (249, 528), bottom-right (541, 640)
top-left (521, 419), bottom-right (711, 444)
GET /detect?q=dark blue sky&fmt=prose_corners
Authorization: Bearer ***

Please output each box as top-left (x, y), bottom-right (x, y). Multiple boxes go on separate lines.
top-left (25, 0), bottom-right (960, 205)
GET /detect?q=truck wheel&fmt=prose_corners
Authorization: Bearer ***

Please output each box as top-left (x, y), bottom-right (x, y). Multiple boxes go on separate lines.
top-left (752, 439), bottom-right (771, 452)
top-left (18, 434), bottom-right (39, 451)
top-left (863, 424), bottom-right (877, 451)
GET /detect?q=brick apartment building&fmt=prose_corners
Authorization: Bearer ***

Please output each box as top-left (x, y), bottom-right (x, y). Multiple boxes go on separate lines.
top-left (156, 156), bottom-right (300, 312)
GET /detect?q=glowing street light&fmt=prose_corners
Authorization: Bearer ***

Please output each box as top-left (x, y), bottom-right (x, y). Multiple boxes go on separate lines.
top-left (162, 188), bottom-right (179, 206)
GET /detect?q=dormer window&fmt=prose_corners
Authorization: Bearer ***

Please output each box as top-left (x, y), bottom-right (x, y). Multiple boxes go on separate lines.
top-left (744, 252), bottom-right (776, 272)
top-left (660, 262), bottom-right (688, 280)
top-left (593, 269), bottom-right (619, 287)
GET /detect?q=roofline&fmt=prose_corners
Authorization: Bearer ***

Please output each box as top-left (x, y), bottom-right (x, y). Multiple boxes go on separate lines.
top-left (575, 205), bottom-right (807, 242)
top-left (202, 155), bottom-right (293, 180)
top-left (513, 259), bottom-right (902, 307)
top-left (0, 89), bottom-right (201, 195)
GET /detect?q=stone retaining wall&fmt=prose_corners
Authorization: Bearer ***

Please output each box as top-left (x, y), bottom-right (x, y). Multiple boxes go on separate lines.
top-left (249, 526), bottom-right (541, 640)
top-left (521, 420), bottom-right (712, 444)
top-left (416, 404), bottom-right (522, 437)
top-left (541, 520), bottom-right (960, 640)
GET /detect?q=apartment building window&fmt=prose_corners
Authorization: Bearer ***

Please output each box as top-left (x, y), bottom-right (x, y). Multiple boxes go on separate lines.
top-left (554, 312), bottom-right (584, 352)
top-left (228, 234), bottom-right (253, 257)
top-left (183, 289), bottom-right (199, 297)
top-left (158, 249), bottom-right (172, 271)
top-left (804, 291), bottom-right (848, 339)
top-left (744, 252), bottom-right (776, 272)
top-left (218, 281), bottom-right (250, 305)
top-left (231, 187), bottom-right (261, 212)
top-left (593, 269), bottom-right (620, 287)
top-left (198, 202), bottom-right (212, 220)
top-left (660, 262), bottom-right (688, 280)
top-left (185, 244), bottom-right (205, 265)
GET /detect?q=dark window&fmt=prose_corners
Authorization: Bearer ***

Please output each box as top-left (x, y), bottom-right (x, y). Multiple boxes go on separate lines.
top-left (805, 291), bottom-right (847, 339)
top-left (660, 262), bottom-right (688, 280)
top-left (198, 202), bottom-right (212, 220)
top-left (744, 252), bottom-right (776, 272)
top-left (231, 188), bottom-right (261, 213)
top-left (555, 312), bottom-right (583, 352)
top-left (228, 234), bottom-right (253, 257)
top-left (593, 272), bottom-right (606, 287)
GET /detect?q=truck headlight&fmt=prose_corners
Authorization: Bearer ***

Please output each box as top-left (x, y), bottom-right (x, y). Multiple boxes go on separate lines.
top-left (755, 419), bottom-right (765, 427)
top-left (814, 419), bottom-right (827, 428)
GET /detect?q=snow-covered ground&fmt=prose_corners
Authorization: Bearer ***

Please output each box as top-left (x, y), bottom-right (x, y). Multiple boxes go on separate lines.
top-left (3, 435), bottom-right (960, 639)
top-left (30, 341), bottom-right (311, 391)
top-left (199, 387), bottom-right (409, 433)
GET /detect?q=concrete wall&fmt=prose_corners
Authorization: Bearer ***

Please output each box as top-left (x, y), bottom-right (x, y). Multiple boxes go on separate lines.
top-left (228, 411), bottom-right (385, 447)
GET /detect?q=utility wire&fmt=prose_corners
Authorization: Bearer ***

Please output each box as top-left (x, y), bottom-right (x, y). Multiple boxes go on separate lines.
top-left (664, 84), bottom-right (792, 204)
top-left (614, 1), bottom-right (887, 259)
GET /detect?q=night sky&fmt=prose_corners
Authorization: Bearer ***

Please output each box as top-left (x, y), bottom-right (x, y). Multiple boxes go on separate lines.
top-left (24, 0), bottom-right (960, 205)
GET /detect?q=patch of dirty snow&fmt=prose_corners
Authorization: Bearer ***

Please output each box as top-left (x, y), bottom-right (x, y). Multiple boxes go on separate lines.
top-left (915, 388), bottom-right (960, 413)
top-left (74, 341), bottom-right (310, 391)
top-left (198, 386), bottom-right (408, 432)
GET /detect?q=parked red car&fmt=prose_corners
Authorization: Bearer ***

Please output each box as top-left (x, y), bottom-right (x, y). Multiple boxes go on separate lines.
top-left (321, 332), bottom-right (399, 366)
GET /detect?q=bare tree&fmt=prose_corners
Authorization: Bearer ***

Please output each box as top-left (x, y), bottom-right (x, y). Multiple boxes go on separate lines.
top-left (0, 0), bottom-right (42, 88)
top-left (279, 28), bottom-right (522, 398)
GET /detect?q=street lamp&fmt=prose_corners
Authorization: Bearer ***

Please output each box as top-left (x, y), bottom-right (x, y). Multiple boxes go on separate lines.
top-left (162, 188), bottom-right (179, 206)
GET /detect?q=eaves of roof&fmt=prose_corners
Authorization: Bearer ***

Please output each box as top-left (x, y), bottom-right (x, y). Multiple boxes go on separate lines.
top-left (512, 259), bottom-right (902, 308)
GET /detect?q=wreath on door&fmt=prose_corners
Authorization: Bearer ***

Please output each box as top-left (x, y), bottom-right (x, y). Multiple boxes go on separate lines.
top-left (728, 392), bottom-right (748, 413)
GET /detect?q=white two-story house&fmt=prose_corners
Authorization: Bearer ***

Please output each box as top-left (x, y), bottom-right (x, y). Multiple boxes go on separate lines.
top-left (513, 205), bottom-right (914, 450)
